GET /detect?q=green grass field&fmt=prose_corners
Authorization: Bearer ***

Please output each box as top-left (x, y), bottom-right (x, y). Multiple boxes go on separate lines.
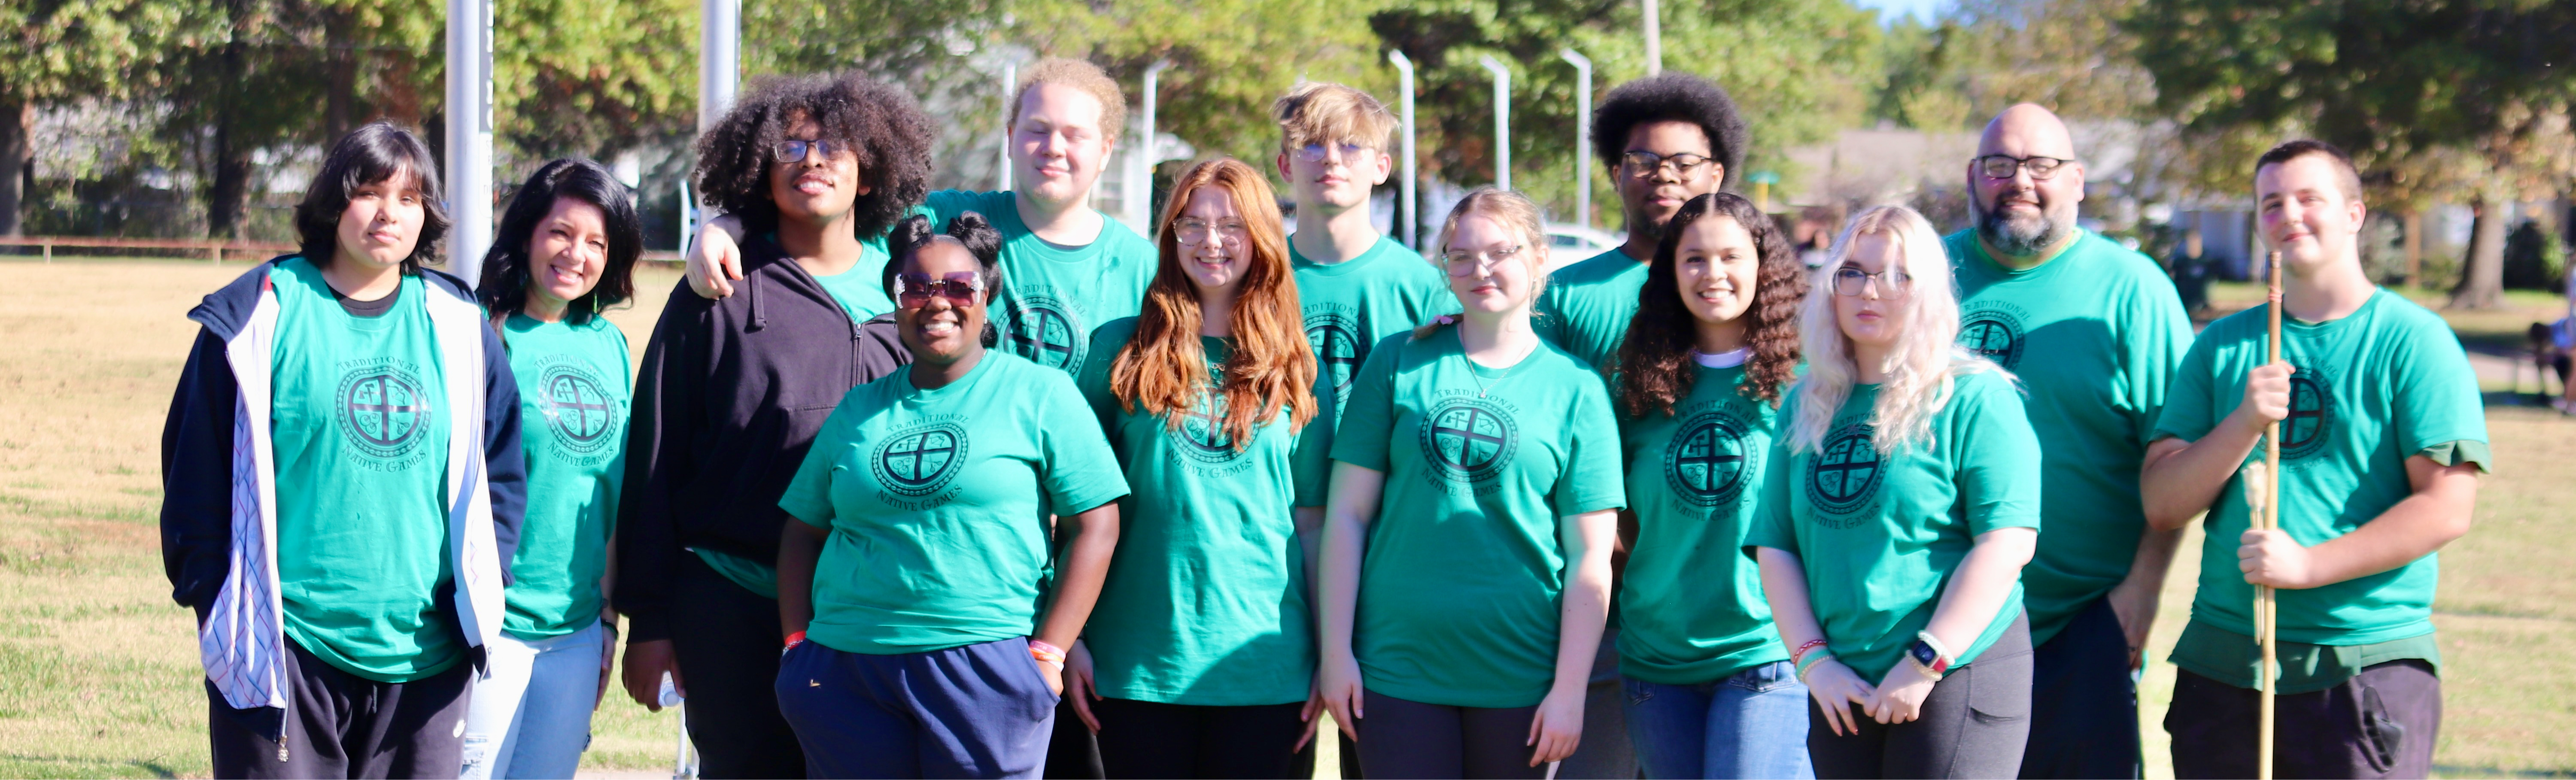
top-left (0, 259), bottom-right (2565, 778)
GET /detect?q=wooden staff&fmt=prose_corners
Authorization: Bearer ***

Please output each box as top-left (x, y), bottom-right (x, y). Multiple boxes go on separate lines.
top-left (2258, 250), bottom-right (2284, 780)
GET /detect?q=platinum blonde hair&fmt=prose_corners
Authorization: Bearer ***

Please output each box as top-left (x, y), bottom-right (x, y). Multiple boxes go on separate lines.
top-left (1785, 204), bottom-right (2008, 455)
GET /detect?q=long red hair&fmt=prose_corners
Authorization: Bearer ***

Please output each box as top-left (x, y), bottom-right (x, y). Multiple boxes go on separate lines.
top-left (1111, 158), bottom-right (1318, 446)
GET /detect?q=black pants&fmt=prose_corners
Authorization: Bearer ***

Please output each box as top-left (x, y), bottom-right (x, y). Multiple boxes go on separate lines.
top-left (669, 553), bottom-right (806, 778)
top-left (2018, 597), bottom-right (2141, 779)
top-left (207, 640), bottom-right (473, 779)
top-left (2165, 660), bottom-right (2439, 780)
top-left (1045, 698), bottom-right (1105, 779)
top-left (1809, 614), bottom-right (2034, 780)
top-left (1288, 728), bottom-right (1363, 779)
top-left (1091, 697), bottom-right (1306, 778)
top-left (1354, 688), bottom-right (1548, 780)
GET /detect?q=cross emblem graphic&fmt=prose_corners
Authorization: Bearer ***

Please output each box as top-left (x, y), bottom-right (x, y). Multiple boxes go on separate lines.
top-left (883, 431), bottom-right (959, 486)
top-left (1810, 427), bottom-right (1882, 512)
top-left (1009, 306), bottom-right (1079, 368)
top-left (1430, 407), bottom-right (1508, 471)
top-left (1307, 322), bottom-right (1364, 392)
top-left (349, 374), bottom-right (423, 447)
top-left (544, 374), bottom-right (614, 443)
top-left (2282, 372), bottom-right (2328, 453)
top-left (1672, 422), bottom-right (1744, 497)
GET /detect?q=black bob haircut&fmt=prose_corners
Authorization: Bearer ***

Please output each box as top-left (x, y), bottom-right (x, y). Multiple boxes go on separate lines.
top-left (692, 72), bottom-right (935, 241)
top-left (1592, 72), bottom-right (1750, 191)
top-left (477, 158), bottom-right (643, 326)
top-left (883, 212), bottom-right (1006, 348)
top-left (295, 121), bottom-right (451, 274)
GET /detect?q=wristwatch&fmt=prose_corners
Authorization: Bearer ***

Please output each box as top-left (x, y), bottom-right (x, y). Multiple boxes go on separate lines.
top-left (1907, 639), bottom-right (1951, 680)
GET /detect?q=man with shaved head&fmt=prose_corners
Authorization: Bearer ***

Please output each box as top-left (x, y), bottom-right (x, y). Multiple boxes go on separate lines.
top-left (1942, 103), bottom-right (2196, 779)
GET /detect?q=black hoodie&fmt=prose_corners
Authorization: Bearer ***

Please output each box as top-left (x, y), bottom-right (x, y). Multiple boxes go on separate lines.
top-left (615, 234), bottom-right (909, 640)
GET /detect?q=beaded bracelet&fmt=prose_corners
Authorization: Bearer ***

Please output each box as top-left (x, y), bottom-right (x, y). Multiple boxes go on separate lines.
top-left (1789, 639), bottom-right (1829, 667)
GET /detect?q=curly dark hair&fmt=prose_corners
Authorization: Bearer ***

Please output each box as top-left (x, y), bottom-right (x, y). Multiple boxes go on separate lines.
top-left (882, 212), bottom-right (1006, 347)
top-left (1592, 73), bottom-right (1750, 190)
top-left (295, 121), bottom-right (450, 274)
top-left (1614, 192), bottom-right (1805, 418)
top-left (478, 158), bottom-right (642, 328)
top-left (692, 72), bottom-right (934, 241)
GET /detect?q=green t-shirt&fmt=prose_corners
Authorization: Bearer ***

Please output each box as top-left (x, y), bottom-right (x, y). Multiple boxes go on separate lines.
top-left (1291, 235), bottom-right (1456, 426)
top-left (1074, 318), bottom-right (1331, 705)
top-left (1944, 230), bottom-right (2194, 644)
top-left (1743, 371), bottom-right (2042, 683)
top-left (1534, 247), bottom-right (1647, 370)
top-left (1331, 328), bottom-right (1628, 708)
top-left (1616, 362), bottom-right (1789, 684)
top-left (924, 190), bottom-right (1156, 373)
top-left (267, 257), bottom-right (459, 682)
top-left (811, 243), bottom-right (892, 322)
top-left (499, 313), bottom-right (630, 640)
top-left (2151, 289), bottom-right (2489, 653)
top-left (777, 351), bottom-right (1130, 654)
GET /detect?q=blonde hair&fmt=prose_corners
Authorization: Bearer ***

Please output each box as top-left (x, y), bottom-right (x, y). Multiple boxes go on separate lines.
top-left (1010, 58), bottom-right (1127, 143)
top-left (1273, 82), bottom-right (1398, 152)
top-left (1416, 188), bottom-right (1551, 339)
top-left (1786, 204), bottom-right (2006, 455)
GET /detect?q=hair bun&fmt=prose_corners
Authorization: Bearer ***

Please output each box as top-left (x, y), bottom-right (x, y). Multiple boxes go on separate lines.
top-left (946, 211), bottom-right (1003, 266)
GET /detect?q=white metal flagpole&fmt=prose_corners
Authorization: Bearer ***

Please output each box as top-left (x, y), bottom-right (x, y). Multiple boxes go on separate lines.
top-left (444, 0), bottom-right (493, 285)
top-left (697, 0), bottom-right (739, 136)
top-left (1559, 48), bottom-right (1592, 232)
top-left (1479, 55), bottom-right (1511, 191)
top-left (1387, 50), bottom-right (1418, 250)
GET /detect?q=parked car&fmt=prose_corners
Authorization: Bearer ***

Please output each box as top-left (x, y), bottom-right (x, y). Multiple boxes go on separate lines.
top-left (1542, 223), bottom-right (1620, 270)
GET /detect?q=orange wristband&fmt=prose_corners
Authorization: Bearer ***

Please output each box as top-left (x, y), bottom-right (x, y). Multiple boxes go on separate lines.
top-left (1028, 638), bottom-right (1066, 666)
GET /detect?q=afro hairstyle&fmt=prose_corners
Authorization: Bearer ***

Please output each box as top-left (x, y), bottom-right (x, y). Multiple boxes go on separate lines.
top-left (691, 72), bottom-right (935, 241)
top-left (1591, 72), bottom-right (1750, 190)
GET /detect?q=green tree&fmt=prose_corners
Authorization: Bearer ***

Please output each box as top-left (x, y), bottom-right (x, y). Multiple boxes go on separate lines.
top-left (0, 0), bottom-right (198, 236)
top-left (2127, 0), bottom-right (2576, 308)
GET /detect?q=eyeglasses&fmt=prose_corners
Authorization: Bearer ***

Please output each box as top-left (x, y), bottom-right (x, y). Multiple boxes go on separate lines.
top-left (1621, 151), bottom-right (1715, 179)
top-left (1172, 219), bottom-right (1250, 246)
top-left (1297, 143), bottom-right (1373, 163)
top-left (1972, 155), bottom-right (2072, 181)
top-left (774, 139), bottom-right (842, 163)
top-left (1440, 244), bottom-right (1526, 277)
top-left (1832, 267), bottom-right (1911, 297)
top-left (893, 272), bottom-right (985, 309)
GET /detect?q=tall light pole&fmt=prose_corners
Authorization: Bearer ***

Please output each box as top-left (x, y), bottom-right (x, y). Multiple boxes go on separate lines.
top-left (1643, 0), bottom-right (1662, 76)
top-left (445, 0), bottom-right (493, 285)
top-left (998, 64), bottom-right (1016, 191)
top-left (1479, 55), bottom-right (1510, 191)
top-left (1128, 60), bottom-right (1171, 231)
top-left (1559, 48), bottom-right (1592, 232)
top-left (1388, 50), bottom-right (1417, 249)
top-left (697, 0), bottom-right (738, 134)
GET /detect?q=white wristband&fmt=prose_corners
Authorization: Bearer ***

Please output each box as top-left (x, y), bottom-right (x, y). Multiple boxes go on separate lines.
top-left (1914, 631), bottom-right (1956, 664)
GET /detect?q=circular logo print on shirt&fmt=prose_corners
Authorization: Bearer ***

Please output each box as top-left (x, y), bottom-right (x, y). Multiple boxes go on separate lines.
top-left (2279, 364), bottom-right (2335, 461)
top-left (1957, 309), bottom-right (2027, 369)
top-left (1171, 392), bottom-right (1247, 465)
top-left (1805, 423), bottom-right (1883, 521)
top-left (337, 362), bottom-right (434, 463)
top-left (1305, 312), bottom-right (1367, 394)
top-left (1006, 293), bottom-right (1085, 371)
top-left (1665, 409), bottom-right (1756, 507)
top-left (538, 364), bottom-right (620, 455)
top-left (872, 423), bottom-right (969, 498)
top-left (1419, 397), bottom-right (1519, 483)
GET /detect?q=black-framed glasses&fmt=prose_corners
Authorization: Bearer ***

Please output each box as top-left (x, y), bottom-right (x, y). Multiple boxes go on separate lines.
top-left (1973, 155), bottom-right (2072, 181)
top-left (1621, 151), bottom-right (1715, 179)
top-left (774, 139), bottom-right (842, 163)
top-left (893, 272), bottom-right (985, 309)
top-left (1172, 219), bottom-right (1250, 246)
top-left (1832, 267), bottom-right (1911, 297)
top-left (1297, 142), bottom-right (1373, 163)
top-left (1440, 244), bottom-right (1526, 277)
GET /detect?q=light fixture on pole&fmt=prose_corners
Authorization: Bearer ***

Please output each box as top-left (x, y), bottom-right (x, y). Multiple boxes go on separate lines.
top-left (1479, 55), bottom-right (1511, 191)
top-left (1388, 49), bottom-right (1418, 249)
top-left (445, 0), bottom-right (494, 285)
top-left (1559, 48), bottom-right (1592, 232)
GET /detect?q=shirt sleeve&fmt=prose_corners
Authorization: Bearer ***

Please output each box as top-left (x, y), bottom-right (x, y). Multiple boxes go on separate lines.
top-left (1551, 374), bottom-right (1629, 516)
top-left (2391, 313), bottom-right (2492, 472)
top-left (777, 399), bottom-right (853, 528)
top-left (2151, 322), bottom-right (2226, 443)
top-left (1329, 334), bottom-right (1405, 472)
top-left (1075, 326), bottom-right (1122, 431)
top-left (1290, 401), bottom-right (1333, 508)
top-left (1036, 371), bottom-right (1132, 516)
top-left (1742, 434), bottom-right (1798, 554)
top-left (1953, 372), bottom-right (2044, 534)
top-left (2124, 266), bottom-right (2197, 449)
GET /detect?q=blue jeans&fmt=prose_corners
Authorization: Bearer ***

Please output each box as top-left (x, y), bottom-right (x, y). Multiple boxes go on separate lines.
top-left (1622, 661), bottom-right (1815, 780)
top-left (459, 622), bottom-right (603, 780)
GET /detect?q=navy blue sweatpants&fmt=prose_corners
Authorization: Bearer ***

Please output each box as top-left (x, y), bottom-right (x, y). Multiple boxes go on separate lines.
top-left (776, 636), bottom-right (1060, 779)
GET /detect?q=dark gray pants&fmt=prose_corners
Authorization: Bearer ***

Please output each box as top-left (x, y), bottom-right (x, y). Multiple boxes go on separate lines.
top-left (207, 640), bottom-right (473, 779)
top-left (2019, 596), bottom-right (2141, 779)
top-left (669, 553), bottom-right (806, 778)
top-left (1355, 688), bottom-right (1549, 779)
top-left (2165, 660), bottom-right (2438, 780)
top-left (1808, 614), bottom-right (2033, 780)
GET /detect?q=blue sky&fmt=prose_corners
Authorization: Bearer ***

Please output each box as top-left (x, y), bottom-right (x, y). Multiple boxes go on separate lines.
top-left (1851, 0), bottom-right (1944, 24)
